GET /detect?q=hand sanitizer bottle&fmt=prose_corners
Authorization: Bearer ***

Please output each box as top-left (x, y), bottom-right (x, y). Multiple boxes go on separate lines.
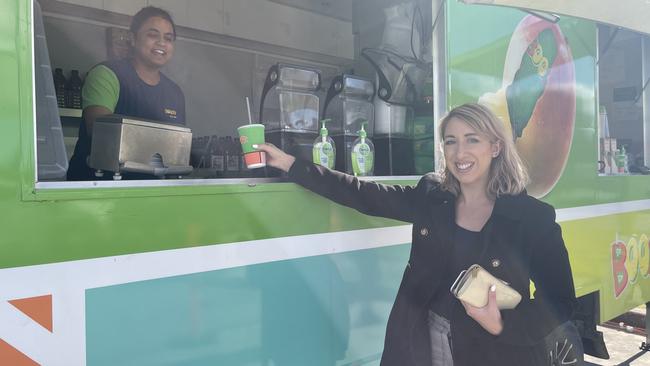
top-left (620, 145), bottom-right (629, 174)
top-left (351, 123), bottom-right (374, 176)
top-left (312, 119), bottom-right (336, 169)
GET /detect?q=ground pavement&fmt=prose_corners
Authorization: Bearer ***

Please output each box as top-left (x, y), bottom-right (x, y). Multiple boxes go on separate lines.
top-left (585, 307), bottom-right (650, 365)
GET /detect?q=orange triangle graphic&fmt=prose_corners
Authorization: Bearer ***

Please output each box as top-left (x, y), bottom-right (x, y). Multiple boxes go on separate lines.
top-left (0, 339), bottom-right (40, 366)
top-left (8, 295), bottom-right (53, 332)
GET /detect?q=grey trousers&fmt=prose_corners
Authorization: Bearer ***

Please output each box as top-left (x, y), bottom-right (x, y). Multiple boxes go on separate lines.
top-left (428, 311), bottom-right (454, 366)
top-left (427, 312), bottom-right (584, 366)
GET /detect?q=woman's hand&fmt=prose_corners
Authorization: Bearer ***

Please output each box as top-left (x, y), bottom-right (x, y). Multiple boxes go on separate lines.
top-left (460, 285), bottom-right (504, 335)
top-left (253, 143), bottom-right (296, 173)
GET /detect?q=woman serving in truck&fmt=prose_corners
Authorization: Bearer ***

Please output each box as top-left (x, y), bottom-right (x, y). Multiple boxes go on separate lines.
top-left (67, 6), bottom-right (185, 180)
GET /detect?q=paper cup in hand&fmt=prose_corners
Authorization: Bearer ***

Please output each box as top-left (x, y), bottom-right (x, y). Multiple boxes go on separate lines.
top-left (237, 124), bottom-right (266, 168)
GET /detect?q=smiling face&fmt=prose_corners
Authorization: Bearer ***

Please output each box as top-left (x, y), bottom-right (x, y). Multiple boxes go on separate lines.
top-left (443, 117), bottom-right (500, 191)
top-left (131, 16), bottom-right (175, 69)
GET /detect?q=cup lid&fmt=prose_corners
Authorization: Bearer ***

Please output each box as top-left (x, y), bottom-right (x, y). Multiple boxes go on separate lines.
top-left (238, 123), bottom-right (265, 130)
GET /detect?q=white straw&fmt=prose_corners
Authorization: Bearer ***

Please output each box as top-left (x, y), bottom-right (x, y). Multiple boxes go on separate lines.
top-left (245, 97), bottom-right (253, 125)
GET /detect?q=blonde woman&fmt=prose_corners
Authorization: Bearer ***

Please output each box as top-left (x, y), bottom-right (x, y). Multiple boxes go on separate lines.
top-left (255, 103), bottom-right (580, 366)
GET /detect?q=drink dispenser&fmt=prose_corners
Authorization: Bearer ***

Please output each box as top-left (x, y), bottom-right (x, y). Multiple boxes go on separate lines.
top-left (322, 75), bottom-right (375, 174)
top-left (259, 64), bottom-right (321, 166)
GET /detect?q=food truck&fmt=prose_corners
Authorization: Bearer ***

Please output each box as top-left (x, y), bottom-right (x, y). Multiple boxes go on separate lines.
top-left (1, 0), bottom-right (650, 364)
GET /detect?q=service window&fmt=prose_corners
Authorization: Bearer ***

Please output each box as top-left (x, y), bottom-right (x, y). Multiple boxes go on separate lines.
top-left (597, 24), bottom-right (650, 175)
top-left (34, 0), bottom-right (436, 187)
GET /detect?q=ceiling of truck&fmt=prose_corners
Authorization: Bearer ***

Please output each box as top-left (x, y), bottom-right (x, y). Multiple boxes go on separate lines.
top-left (269, 0), bottom-right (353, 21)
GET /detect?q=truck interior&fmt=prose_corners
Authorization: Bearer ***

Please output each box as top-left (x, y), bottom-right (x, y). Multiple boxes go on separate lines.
top-left (34, 0), bottom-right (437, 185)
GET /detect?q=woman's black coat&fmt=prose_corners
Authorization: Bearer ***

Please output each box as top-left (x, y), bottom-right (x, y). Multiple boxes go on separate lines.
top-left (288, 160), bottom-right (578, 366)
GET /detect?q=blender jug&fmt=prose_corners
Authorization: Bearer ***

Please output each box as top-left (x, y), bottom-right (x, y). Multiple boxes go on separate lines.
top-left (259, 64), bottom-right (321, 169)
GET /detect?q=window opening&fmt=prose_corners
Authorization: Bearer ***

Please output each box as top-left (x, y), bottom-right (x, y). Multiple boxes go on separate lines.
top-left (597, 24), bottom-right (649, 175)
top-left (34, 0), bottom-right (436, 186)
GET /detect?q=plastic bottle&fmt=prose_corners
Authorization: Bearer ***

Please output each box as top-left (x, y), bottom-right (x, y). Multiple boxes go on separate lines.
top-left (351, 123), bottom-right (374, 176)
top-left (312, 119), bottom-right (336, 169)
top-left (225, 135), bottom-right (240, 177)
top-left (222, 136), bottom-right (231, 177)
top-left (66, 69), bottom-right (83, 109)
top-left (620, 145), bottom-right (629, 174)
top-left (209, 135), bottom-right (225, 177)
top-left (53, 68), bottom-right (67, 108)
top-left (199, 136), bottom-right (209, 168)
top-left (615, 149), bottom-right (625, 174)
top-left (607, 147), bottom-right (616, 175)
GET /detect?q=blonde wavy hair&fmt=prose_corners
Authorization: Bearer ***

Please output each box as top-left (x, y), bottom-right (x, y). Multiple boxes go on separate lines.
top-left (438, 103), bottom-right (529, 198)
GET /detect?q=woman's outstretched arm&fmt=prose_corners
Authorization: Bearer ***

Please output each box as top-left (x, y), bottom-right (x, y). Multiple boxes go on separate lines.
top-left (255, 143), bottom-right (432, 223)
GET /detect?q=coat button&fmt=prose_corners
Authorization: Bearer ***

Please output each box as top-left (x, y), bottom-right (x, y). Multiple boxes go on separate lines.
top-left (420, 228), bottom-right (429, 236)
top-left (491, 259), bottom-right (501, 268)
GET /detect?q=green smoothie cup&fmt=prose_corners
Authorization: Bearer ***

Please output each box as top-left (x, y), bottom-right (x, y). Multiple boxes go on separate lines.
top-left (237, 124), bottom-right (266, 169)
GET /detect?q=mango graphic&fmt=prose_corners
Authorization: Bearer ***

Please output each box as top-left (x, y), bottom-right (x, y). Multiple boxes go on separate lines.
top-left (611, 241), bottom-right (628, 298)
top-left (480, 16), bottom-right (576, 197)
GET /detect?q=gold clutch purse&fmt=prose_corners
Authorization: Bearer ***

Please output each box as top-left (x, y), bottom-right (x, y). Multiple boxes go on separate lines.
top-left (450, 264), bottom-right (522, 310)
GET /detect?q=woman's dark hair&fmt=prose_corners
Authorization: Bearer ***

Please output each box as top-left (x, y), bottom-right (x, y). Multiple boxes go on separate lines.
top-left (130, 6), bottom-right (176, 40)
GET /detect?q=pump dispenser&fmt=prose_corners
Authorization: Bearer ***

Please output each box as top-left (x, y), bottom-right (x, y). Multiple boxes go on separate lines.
top-left (351, 122), bottom-right (374, 176)
top-left (312, 119), bottom-right (336, 169)
top-left (618, 145), bottom-right (629, 174)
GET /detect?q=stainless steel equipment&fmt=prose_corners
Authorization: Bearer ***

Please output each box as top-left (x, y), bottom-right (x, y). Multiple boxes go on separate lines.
top-left (89, 115), bottom-right (192, 180)
top-left (356, 0), bottom-right (432, 175)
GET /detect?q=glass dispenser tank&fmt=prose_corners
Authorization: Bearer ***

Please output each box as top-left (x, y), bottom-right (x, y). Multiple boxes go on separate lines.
top-left (259, 64), bottom-right (321, 172)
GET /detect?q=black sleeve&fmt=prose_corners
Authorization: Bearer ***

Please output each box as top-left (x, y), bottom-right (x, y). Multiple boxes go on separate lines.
top-left (288, 159), bottom-right (426, 223)
top-left (496, 206), bottom-right (577, 345)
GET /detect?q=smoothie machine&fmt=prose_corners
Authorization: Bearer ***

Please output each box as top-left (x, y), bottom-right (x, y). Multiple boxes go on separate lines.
top-left (322, 74), bottom-right (375, 174)
top-left (259, 63), bottom-right (321, 169)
